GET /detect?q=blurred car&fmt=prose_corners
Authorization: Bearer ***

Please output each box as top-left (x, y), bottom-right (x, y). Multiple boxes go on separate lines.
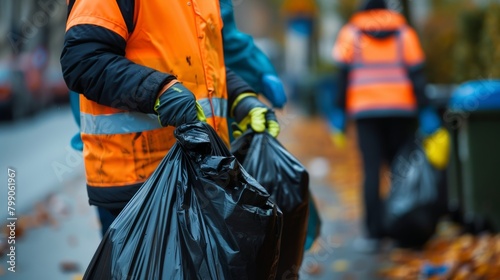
top-left (0, 46), bottom-right (69, 121)
top-left (0, 0), bottom-right (69, 122)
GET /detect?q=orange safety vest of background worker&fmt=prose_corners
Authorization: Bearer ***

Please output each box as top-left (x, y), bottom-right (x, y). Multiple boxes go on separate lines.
top-left (332, 9), bottom-right (424, 117)
top-left (64, 0), bottom-right (229, 210)
top-left (329, 0), bottom-right (449, 253)
top-left (281, 0), bottom-right (318, 18)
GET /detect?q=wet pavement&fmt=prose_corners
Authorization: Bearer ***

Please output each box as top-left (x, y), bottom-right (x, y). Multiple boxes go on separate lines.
top-left (278, 106), bottom-right (390, 280)
top-left (0, 104), bottom-right (393, 279)
top-left (0, 106), bottom-right (101, 280)
top-left (0, 172), bottom-right (101, 280)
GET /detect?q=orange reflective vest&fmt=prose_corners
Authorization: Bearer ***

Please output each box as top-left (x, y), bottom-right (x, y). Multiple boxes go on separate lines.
top-left (66, 1), bottom-right (228, 190)
top-left (281, 0), bottom-right (318, 18)
top-left (332, 10), bottom-right (424, 118)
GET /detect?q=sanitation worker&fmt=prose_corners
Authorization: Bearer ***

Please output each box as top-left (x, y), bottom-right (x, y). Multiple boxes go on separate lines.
top-left (61, 0), bottom-right (280, 233)
top-left (330, 0), bottom-right (450, 252)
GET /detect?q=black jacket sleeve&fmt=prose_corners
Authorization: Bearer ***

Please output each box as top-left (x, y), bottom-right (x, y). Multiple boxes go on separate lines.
top-left (60, 24), bottom-right (175, 114)
top-left (334, 66), bottom-right (349, 111)
top-left (408, 66), bottom-right (430, 109)
top-left (225, 67), bottom-right (256, 109)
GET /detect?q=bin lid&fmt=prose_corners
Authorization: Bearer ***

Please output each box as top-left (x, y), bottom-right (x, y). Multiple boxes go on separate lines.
top-left (448, 80), bottom-right (500, 111)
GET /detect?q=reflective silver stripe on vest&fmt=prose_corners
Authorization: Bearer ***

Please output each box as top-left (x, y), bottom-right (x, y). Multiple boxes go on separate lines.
top-left (198, 97), bottom-right (227, 118)
top-left (80, 112), bottom-right (162, 135)
top-left (349, 25), bottom-right (409, 87)
top-left (80, 98), bottom-right (227, 135)
top-left (349, 67), bottom-right (409, 86)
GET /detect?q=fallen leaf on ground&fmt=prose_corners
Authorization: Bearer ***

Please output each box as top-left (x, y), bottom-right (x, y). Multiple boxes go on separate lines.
top-left (60, 261), bottom-right (80, 273)
top-left (382, 233), bottom-right (500, 279)
top-left (303, 263), bottom-right (323, 275)
top-left (332, 259), bottom-right (349, 272)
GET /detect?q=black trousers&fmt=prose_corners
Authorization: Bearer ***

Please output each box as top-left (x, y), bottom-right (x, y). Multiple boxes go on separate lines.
top-left (355, 117), bottom-right (416, 238)
top-left (97, 206), bottom-right (120, 237)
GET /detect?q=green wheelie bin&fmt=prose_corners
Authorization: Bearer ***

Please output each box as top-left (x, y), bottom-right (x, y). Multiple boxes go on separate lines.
top-left (447, 80), bottom-right (500, 232)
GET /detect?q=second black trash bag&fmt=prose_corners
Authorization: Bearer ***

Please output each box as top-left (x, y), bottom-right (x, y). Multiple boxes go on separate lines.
top-left (83, 122), bottom-right (282, 280)
top-left (384, 139), bottom-right (444, 248)
top-left (231, 131), bottom-right (310, 278)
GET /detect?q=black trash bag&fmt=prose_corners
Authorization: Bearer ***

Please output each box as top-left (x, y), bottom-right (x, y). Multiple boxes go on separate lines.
top-left (231, 131), bottom-right (309, 278)
top-left (304, 197), bottom-right (322, 251)
top-left (83, 122), bottom-right (282, 280)
top-left (384, 139), bottom-right (444, 248)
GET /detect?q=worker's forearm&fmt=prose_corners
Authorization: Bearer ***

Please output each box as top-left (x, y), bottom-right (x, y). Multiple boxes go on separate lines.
top-left (408, 66), bottom-right (430, 109)
top-left (225, 68), bottom-right (256, 110)
top-left (334, 67), bottom-right (349, 111)
top-left (61, 25), bottom-right (175, 114)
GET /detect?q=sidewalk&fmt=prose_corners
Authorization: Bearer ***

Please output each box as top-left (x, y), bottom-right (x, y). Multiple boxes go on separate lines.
top-left (0, 171), bottom-right (101, 280)
top-left (0, 106), bottom-right (86, 219)
top-left (0, 106), bottom-right (101, 279)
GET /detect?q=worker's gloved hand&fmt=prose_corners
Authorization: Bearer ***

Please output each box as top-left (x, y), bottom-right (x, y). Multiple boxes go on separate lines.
top-left (261, 74), bottom-right (287, 109)
top-left (70, 133), bottom-right (83, 152)
top-left (231, 93), bottom-right (280, 138)
top-left (331, 131), bottom-right (347, 149)
top-left (418, 106), bottom-right (441, 136)
top-left (422, 127), bottom-right (450, 170)
top-left (418, 106), bottom-right (450, 169)
top-left (328, 108), bottom-right (347, 149)
top-left (154, 82), bottom-right (206, 127)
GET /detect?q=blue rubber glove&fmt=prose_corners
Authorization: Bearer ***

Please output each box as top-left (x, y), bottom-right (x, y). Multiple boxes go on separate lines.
top-left (69, 91), bottom-right (83, 151)
top-left (71, 133), bottom-right (83, 151)
top-left (261, 74), bottom-right (287, 109)
top-left (418, 106), bottom-right (441, 136)
top-left (328, 107), bottom-right (346, 133)
top-left (328, 108), bottom-right (347, 149)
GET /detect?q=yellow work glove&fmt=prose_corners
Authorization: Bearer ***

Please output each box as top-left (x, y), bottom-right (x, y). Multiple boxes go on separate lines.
top-left (422, 127), bottom-right (450, 170)
top-left (231, 93), bottom-right (280, 138)
top-left (195, 101), bottom-right (207, 122)
top-left (328, 107), bottom-right (347, 149)
top-left (331, 132), bottom-right (347, 149)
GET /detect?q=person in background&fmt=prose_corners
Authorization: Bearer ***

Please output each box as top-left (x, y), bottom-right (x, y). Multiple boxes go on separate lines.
top-left (61, 0), bottom-right (280, 235)
top-left (281, 0), bottom-right (318, 101)
top-left (329, 0), bottom-right (450, 252)
top-left (220, 0), bottom-right (287, 110)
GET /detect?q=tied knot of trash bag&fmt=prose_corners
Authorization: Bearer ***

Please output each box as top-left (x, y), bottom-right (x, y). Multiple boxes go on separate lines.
top-left (200, 156), bottom-right (240, 183)
top-left (174, 122), bottom-right (213, 156)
